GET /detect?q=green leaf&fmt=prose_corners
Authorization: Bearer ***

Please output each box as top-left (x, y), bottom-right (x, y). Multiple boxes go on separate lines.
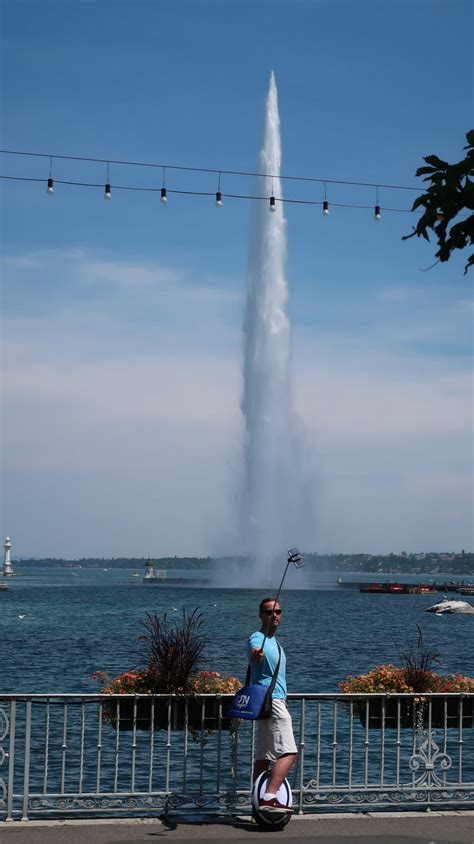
top-left (425, 173), bottom-right (444, 185)
top-left (411, 195), bottom-right (426, 211)
top-left (463, 253), bottom-right (474, 274)
top-left (424, 154), bottom-right (449, 169)
top-left (449, 219), bottom-right (471, 240)
top-left (416, 165), bottom-right (438, 177)
top-left (464, 129), bottom-right (474, 148)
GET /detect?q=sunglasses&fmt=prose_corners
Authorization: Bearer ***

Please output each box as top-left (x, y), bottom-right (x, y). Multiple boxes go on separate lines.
top-left (262, 609), bottom-right (282, 616)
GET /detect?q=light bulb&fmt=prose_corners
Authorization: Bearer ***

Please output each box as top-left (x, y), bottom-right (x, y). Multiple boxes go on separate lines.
top-left (215, 191), bottom-right (222, 207)
top-left (374, 205), bottom-right (381, 221)
top-left (47, 178), bottom-right (54, 195)
top-left (104, 183), bottom-right (112, 200)
top-left (269, 195), bottom-right (276, 212)
top-left (322, 200), bottom-right (329, 216)
top-left (161, 187), bottom-right (167, 204)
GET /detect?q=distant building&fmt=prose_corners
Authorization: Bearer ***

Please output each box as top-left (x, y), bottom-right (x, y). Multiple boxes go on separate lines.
top-left (144, 559), bottom-right (154, 579)
top-left (3, 536), bottom-right (13, 576)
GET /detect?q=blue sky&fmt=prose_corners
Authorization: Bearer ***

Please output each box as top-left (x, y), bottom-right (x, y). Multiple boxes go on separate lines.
top-left (1, 0), bottom-right (472, 558)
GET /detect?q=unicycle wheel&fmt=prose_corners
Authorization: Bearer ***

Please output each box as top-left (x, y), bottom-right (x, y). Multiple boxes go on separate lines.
top-left (251, 770), bottom-right (293, 831)
top-left (251, 804), bottom-right (292, 830)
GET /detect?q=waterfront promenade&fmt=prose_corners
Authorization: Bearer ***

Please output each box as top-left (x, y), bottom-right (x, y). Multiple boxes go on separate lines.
top-left (2, 811), bottom-right (474, 842)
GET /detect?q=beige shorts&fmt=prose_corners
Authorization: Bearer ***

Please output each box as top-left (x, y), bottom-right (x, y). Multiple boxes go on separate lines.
top-left (255, 698), bottom-right (298, 762)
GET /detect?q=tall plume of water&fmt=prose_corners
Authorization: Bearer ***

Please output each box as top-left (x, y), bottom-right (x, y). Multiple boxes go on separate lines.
top-left (239, 72), bottom-right (314, 586)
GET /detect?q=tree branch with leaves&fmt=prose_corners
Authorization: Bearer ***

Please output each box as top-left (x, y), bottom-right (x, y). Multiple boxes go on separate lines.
top-left (403, 129), bottom-right (474, 273)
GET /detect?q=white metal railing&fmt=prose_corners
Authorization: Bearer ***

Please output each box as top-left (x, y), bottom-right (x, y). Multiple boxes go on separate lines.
top-left (0, 693), bottom-right (473, 821)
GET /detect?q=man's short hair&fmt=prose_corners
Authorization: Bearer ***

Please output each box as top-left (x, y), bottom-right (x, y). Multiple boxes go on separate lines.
top-left (259, 597), bottom-right (279, 613)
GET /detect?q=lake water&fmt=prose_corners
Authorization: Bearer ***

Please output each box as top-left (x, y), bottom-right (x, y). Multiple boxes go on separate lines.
top-left (1, 567), bottom-right (472, 693)
top-left (1, 567), bottom-right (473, 818)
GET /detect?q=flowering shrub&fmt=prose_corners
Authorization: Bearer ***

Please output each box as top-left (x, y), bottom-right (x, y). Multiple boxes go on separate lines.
top-left (339, 664), bottom-right (474, 695)
top-left (190, 671), bottom-right (241, 695)
top-left (93, 668), bottom-right (241, 696)
top-left (93, 668), bottom-right (241, 737)
top-left (431, 673), bottom-right (474, 693)
top-left (92, 669), bottom-right (158, 695)
top-left (92, 608), bottom-right (241, 736)
top-left (341, 627), bottom-right (473, 696)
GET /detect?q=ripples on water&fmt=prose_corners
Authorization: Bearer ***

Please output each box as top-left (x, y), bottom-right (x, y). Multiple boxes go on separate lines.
top-left (1, 568), bottom-right (472, 692)
top-left (1, 568), bottom-right (473, 816)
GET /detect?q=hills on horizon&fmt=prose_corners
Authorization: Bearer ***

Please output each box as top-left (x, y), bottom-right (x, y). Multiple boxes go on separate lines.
top-left (11, 550), bottom-right (474, 576)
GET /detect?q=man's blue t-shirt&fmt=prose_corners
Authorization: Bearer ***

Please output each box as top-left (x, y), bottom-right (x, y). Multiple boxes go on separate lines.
top-left (247, 631), bottom-right (287, 699)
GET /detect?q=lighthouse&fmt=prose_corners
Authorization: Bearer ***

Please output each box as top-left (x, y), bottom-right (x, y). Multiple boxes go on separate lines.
top-left (144, 558), bottom-right (154, 580)
top-left (3, 537), bottom-right (13, 576)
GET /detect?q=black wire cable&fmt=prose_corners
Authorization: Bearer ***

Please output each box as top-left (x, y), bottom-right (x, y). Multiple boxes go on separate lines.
top-left (0, 148), bottom-right (421, 192)
top-left (0, 174), bottom-right (414, 213)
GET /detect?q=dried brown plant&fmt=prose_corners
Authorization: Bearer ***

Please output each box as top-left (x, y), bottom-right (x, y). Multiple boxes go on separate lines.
top-left (396, 624), bottom-right (441, 692)
top-left (138, 608), bottom-right (206, 694)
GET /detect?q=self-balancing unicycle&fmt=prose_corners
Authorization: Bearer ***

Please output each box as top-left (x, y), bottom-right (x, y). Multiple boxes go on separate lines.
top-left (251, 770), bottom-right (293, 831)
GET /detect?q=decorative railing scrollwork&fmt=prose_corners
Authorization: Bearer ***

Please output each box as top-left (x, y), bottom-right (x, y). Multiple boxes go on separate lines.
top-left (409, 731), bottom-right (452, 787)
top-left (0, 706), bottom-right (9, 810)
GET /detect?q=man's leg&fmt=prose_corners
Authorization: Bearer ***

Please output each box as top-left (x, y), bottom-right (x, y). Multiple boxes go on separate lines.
top-left (253, 758), bottom-right (270, 783)
top-left (254, 719), bottom-right (271, 783)
top-left (266, 752), bottom-right (297, 795)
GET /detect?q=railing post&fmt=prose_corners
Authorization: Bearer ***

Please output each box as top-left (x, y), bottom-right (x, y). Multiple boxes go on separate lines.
top-left (199, 697), bottom-right (205, 796)
top-left (297, 698), bottom-right (305, 814)
top-left (96, 700), bottom-right (103, 794)
top-left (458, 696), bottom-right (464, 786)
top-left (148, 697), bottom-right (155, 793)
top-left (348, 699), bottom-right (354, 791)
top-left (165, 696), bottom-right (172, 803)
top-left (43, 700), bottom-right (50, 795)
top-left (0, 702), bottom-right (12, 821)
top-left (216, 695), bottom-right (222, 794)
top-left (6, 701), bottom-right (15, 822)
top-left (61, 702), bottom-right (68, 795)
top-left (21, 699), bottom-right (32, 821)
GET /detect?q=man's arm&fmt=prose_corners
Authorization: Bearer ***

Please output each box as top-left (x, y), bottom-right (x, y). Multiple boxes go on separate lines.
top-left (248, 632), bottom-right (264, 663)
top-left (251, 647), bottom-right (264, 663)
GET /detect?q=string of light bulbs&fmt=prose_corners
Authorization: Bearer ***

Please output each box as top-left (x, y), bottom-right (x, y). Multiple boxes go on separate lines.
top-left (0, 148), bottom-right (421, 219)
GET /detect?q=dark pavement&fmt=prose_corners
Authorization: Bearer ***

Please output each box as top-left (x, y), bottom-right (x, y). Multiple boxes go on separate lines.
top-left (1, 812), bottom-right (474, 843)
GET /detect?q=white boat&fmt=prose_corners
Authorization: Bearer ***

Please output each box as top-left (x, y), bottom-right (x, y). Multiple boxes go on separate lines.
top-left (0, 581), bottom-right (9, 591)
top-left (426, 598), bottom-right (474, 615)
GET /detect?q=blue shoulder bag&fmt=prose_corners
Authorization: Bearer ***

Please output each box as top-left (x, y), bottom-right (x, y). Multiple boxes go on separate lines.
top-left (225, 643), bottom-right (281, 720)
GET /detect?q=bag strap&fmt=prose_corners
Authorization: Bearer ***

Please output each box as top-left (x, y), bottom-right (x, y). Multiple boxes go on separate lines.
top-left (245, 641), bottom-right (282, 688)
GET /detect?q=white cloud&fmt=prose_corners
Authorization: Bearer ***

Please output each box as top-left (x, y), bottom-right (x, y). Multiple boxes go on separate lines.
top-left (376, 286), bottom-right (411, 302)
top-left (79, 258), bottom-right (178, 288)
top-left (458, 297), bottom-right (474, 312)
top-left (1, 248), bottom-right (472, 557)
top-left (3, 246), bottom-right (242, 306)
top-left (4, 247), bottom-right (87, 268)
top-left (294, 346), bottom-right (471, 441)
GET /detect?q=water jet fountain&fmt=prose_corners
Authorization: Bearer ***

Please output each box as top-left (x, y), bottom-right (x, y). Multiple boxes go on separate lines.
top-left (239, 72), bottom-right (314, 586)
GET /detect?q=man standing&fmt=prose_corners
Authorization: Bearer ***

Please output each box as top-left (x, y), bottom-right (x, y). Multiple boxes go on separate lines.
top-left (249, 597), bottom-right (298, 814)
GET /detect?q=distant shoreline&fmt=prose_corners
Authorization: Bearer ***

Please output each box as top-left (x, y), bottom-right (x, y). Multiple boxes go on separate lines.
top-left (10, 551), bottom-right (474, 577)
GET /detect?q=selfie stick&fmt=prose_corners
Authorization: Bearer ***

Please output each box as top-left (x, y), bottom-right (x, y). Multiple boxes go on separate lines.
top-left (260, 547), bottom-right (305, 651)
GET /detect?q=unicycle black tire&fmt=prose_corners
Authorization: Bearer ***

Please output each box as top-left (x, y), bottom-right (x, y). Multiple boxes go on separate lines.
top-left (251, 804), bottom-right (292, 831)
